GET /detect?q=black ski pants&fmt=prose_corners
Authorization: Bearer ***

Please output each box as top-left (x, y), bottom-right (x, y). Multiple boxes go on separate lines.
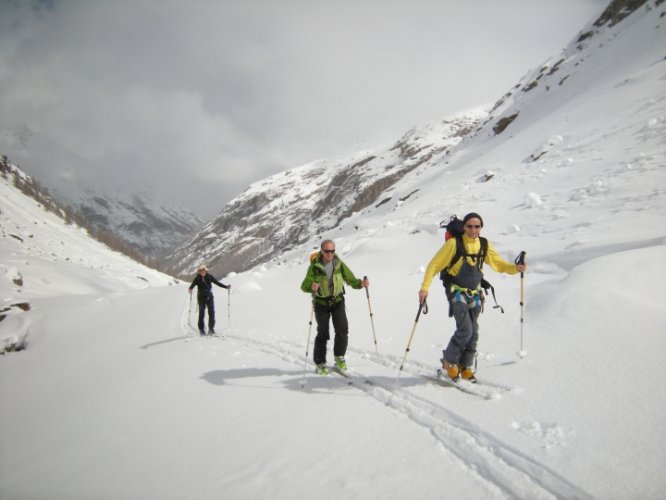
top-left (313, 298), bottom-right (348, 365)
top-left (197, 292), bottom-right (216, 332)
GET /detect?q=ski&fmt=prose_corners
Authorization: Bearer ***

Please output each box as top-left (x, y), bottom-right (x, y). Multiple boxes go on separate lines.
top-left (424, 369), bottom-right (501, 400)
top-left (330, 365), bottom-right (351, 378)
top-left (199, 331), bottom-right (223, 339)
top-left (330, 366), bottom-right (354, 385)
top-left (331, 366), bottom-right (374, 386)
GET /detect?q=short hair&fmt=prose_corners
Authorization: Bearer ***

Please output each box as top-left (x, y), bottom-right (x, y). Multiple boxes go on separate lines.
top-left (320, 239), bottom-right (335, 249)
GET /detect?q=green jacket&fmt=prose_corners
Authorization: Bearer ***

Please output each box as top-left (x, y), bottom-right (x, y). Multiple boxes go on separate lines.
top-left (301, 254), bottom-right (362, 303)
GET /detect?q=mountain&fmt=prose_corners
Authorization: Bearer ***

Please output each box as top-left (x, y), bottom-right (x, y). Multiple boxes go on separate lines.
top-left (72, 190), bottom-right (203, 260)
top-left (168, 0), bottom-right (665, 279)
top-left (0, 152), bottom-right (203, 264)
top-left (1, 127), bottom-right (203, 262)
top-left (164, 111), bottom-right (486, 277)
top-left (0, 158), bottom-right (178, 351)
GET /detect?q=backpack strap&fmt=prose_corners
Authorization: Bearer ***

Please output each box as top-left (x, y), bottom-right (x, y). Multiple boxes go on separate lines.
top-left (480, 278), bottom-right (504, 313)
top-left (478, 237), bottom-right (488, 269)
top-left (441, 235), bottom-right (487, 276)
top-left (445, 234), bottom-right (465, 275)
top-left (439, 236), bottom-right (494, 316)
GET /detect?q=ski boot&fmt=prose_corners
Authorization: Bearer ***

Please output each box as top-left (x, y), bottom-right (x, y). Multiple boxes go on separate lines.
top-left (316, 363), bottom-right (330, 376)
top-left (442, 359), bottom-right (460, 381)
top-left (460, 366), bottom-right (477, 383)
top-left (334, 356), bottom-right (347, 371)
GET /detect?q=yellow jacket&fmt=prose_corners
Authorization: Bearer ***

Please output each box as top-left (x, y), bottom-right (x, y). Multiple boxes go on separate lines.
top-left (420, 235), bottom-right (519, 292)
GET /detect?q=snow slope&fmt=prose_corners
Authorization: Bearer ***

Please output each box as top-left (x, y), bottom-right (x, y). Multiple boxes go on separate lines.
top-left (2, 2), bottom-right (666, 500)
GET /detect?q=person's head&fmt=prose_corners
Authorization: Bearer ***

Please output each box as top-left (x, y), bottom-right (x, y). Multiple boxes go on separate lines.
top-left (320, 239), bottom-right (336, 263)
top-left (197, 264), bottom-right (208, 275)
top-left (463, 212), bottom-right (483, 239)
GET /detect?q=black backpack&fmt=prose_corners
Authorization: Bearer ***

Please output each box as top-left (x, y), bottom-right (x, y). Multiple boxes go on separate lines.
top-left (438, 215), bottom-right (503, 316)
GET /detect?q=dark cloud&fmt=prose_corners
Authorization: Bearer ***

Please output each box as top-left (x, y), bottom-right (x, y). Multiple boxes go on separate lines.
top-left (0, 0), bottom-right (606, 217)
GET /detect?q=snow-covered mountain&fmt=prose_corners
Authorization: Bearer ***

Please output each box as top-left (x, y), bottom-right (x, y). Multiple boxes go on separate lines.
top-left (0, 140), bottom-right (203, 261)
top-left (168, 0), bottom-right (665, 279)
top-left (1, 2), bottom-right (665, 499)
top-left (0, 158), bottom-right (179, 351)
top-left (72, 190), bottom-right (203, 260)
top-left (164, 112), bottom-right (484, 277)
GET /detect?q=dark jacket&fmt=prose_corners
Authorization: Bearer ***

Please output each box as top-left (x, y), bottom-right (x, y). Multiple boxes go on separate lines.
top-left (189, 273), bottom-right (229, 297)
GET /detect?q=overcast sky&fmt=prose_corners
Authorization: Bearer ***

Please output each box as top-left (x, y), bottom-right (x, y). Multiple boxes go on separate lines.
top-left (0, 0), bottom-right (606, 218)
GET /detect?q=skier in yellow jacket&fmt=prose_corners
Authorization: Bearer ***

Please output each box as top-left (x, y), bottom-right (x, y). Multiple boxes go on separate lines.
top-left (418, 213), bottom-right (527, 381)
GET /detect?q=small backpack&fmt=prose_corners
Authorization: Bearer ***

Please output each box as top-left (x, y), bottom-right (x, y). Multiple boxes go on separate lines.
top-left (438, 215), bottom-right (503, 316)
top-left (309, 250), bottom-right (320, 264)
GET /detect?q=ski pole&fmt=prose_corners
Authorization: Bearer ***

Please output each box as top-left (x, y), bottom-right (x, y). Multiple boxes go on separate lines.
top-left (363, 276), bottom-right (378, 353)
top-left (515, 251), bottom-right (527, 358)
top-left (188, 292), bottom-right (193, 335)
top-left (227, 286), bottom-right (231, 328)
top-left (396, 300), bottom-right (428, 385)
top-left (300, 295), bottom-right (316, 389)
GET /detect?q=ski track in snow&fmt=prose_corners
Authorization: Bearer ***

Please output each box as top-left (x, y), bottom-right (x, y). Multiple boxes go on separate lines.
top-left (178, 303), bottom-right (592, 500)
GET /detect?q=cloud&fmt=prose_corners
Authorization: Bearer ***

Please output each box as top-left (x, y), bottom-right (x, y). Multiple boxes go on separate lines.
top-left (0, 0), bottom-right (607, 217)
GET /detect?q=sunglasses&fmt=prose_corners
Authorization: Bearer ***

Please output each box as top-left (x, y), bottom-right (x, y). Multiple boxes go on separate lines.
top-left (465, 224), bottom-right (481, 229)
top-left (322, 249), bottom-right (336, 254)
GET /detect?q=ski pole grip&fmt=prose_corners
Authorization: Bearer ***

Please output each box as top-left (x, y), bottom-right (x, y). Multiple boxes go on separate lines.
top-left (415, 303), bottom-right (423, 322)
top-left (415, 299), bottom-right (428, 321)
top-left (515, 251), bottom-right (526, 266)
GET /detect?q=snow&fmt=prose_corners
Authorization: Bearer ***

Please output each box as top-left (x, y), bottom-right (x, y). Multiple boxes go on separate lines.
top-left (2, 2), bottom-right (666, 499)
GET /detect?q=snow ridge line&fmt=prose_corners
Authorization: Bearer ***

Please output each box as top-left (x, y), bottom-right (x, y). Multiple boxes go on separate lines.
top-left (202, 328), bottom-right (592, 499)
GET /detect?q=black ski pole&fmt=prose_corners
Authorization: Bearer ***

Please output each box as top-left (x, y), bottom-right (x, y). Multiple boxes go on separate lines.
top-left (227, 286), bottom-right (231, 328)
top-left (300, 295), bottom-right (316, 388)
top-left (396, 300), bottom-right (428, 385)
top-left (188, 292), bottom-right (194, 335)
top-left (363, 276), bottom-right (378, 352)
top-left (515, 251), bottom-right (527, 358)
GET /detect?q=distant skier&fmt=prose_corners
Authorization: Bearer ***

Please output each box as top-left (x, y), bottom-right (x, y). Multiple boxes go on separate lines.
top-left (301, 239), bottom-right (369, 375)
top-left (188, 264), bottom-right (230, 336)
top-left (418, 213), bottom-right (527, 381)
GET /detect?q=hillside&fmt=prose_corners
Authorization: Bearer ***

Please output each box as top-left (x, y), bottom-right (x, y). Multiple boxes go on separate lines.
top-left (167, 0), bottom-right (665, 279)
top-left (0, 160), bottom-right (179, 352)
top-left (164, 112), bottom-right (484, 277)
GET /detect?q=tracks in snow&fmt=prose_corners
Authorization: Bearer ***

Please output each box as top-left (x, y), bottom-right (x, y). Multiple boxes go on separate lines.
top-left (180, 314), bottom-right (591, 499)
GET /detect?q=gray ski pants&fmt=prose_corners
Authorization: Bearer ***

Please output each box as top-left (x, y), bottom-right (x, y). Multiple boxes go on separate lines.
top-left (443, 298), bottom-right (481, 368)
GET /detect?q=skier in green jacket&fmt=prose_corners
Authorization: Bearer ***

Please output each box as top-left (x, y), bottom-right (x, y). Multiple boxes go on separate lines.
top-left (301, 239), bottom-right (369, 375)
